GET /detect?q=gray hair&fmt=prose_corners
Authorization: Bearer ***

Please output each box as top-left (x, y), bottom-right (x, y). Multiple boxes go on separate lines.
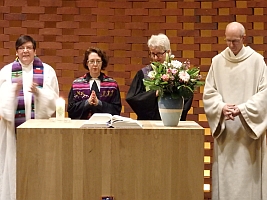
top-left (147, 33), bottom-right (171, 51)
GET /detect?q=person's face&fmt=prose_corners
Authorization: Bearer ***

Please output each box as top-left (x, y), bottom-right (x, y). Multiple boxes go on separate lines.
top-left (16, 41), bottom-right (36, 65)
top-left (225, 29), bottom-right (245, 55)
top-left (149, 47), bottom-right (168, 63)
top-left (87, 52), bottom-right (102, 78)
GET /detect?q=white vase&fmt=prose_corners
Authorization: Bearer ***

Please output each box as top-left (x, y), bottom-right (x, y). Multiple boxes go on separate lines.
top-left (158, 94), bottom-right (184, 126)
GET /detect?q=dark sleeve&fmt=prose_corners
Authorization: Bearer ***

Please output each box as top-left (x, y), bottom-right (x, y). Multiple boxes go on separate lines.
top-left (126, 70), bottom-right (160, 120)
top-left (67, 87), bottom-right (91, 119)
top-left (94, 85), bottom-right (122, 115)
top-left (180, 95), bottom-right (193, 121)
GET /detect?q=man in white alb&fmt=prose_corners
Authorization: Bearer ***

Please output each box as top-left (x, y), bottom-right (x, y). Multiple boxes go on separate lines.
top-left (203, 22), bottom-right (267, 200)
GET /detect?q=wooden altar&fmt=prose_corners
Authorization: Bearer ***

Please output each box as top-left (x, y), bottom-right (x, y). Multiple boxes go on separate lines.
top-left (17, 119), bottom-right (204, 200)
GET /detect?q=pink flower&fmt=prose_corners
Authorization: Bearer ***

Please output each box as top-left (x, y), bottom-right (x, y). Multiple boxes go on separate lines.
top-left (182, 60), bottom-right (190, 70)
top-left (171, 68), bottom-right (178, 74)
top-left (161, 74), bottom-right (169, 81)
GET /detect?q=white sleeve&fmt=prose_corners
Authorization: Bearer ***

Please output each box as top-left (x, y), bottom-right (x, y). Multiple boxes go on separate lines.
top-left (0, 64), bottom-right (18, 122)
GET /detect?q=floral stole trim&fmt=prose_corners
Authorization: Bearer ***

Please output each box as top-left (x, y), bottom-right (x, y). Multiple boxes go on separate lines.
top-left (12, 57), bottom-right (44, 128)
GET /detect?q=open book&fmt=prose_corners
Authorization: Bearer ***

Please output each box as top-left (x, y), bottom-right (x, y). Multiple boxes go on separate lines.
top-left (80, 113), bottom-right (143, 129)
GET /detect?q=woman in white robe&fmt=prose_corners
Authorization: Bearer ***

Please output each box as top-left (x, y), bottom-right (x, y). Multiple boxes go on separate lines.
top-left (0, 35), bottom-right (59, 200)
top-left (203, 22), bottom-right (267, 200)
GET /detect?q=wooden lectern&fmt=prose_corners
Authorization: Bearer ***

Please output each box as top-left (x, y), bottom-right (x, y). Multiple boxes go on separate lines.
top-left (17, 119), bottom-right (204, 200)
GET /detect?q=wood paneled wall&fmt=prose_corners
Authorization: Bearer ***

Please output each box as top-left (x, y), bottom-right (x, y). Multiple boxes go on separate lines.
top-left (1, 0), bottom-right (267, 199)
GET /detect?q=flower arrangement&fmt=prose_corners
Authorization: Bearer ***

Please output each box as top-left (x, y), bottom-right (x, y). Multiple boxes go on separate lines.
top-left (143, 53), bottom-right (204, 99)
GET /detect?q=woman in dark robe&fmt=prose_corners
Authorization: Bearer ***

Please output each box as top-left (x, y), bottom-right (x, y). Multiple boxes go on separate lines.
top-left (68, 47), bottom-right (122, 119)
top-left (126, 34), bottom-right (193, 120)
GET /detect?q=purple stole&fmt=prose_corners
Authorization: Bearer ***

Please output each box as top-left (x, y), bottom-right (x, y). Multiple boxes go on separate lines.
top-left (11, 57), bottom-right (44, 128)
top-left (72, 73), bottom-right (118, 118)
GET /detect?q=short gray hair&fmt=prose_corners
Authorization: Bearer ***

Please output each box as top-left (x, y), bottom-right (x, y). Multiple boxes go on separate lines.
top-left (147, 33), bottom-right (171, 51)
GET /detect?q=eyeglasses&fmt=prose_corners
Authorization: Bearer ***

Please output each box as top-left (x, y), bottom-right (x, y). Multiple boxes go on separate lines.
top-left (149, 51), bottom-right (167, 58)
top-left (17, 46), bottom-right (34, 51)
top-left (224, 38), bottom-right (242, 45)
top-left (87, 60), bottom-right (102, 65)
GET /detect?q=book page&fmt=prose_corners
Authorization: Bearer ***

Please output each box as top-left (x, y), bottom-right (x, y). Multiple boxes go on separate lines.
top-left (80, 113), bottom-right (142, 129)
top-left (81, 113), bottom-right (112, 128)
top-left (88, 113), bottom-right (112, 124)
top-left (111, 115), bottom-right (142, 129)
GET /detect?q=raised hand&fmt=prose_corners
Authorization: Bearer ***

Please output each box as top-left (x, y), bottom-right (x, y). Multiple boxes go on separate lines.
top-left (29, 82), bottom-right (39, 95)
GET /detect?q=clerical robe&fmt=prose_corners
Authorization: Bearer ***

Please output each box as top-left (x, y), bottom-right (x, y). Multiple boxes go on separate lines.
top-left (67, 72), bottom-right (121, 119)
top-left (0, 61), bottom-right (59, 200)
top-left (203, 46), bottom-right (267, 200)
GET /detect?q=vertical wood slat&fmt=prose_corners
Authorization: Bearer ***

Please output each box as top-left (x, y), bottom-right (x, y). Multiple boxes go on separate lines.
top-left (17, 119), bottom-right (204, 200)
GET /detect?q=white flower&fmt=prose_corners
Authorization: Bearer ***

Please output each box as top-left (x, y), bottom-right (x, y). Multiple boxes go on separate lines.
top-left (179, 71), bottom-right (190, 82)
top-left (147, 71), bottom-right (156, 79)
top-left (171, 60), bottom-right (183, 69)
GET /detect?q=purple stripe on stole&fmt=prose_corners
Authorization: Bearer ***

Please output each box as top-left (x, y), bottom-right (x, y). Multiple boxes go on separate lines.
top-left (12, 57), bottom-right (44, 128)
top-left (33, 74), bottom-right (44, 86)
top-left (33, 58), bottom-right (44, 88)
top-left (73, 83), bottom-right (89, 89)
top-left (99, 82), bottom-right (118, 93)
top-left (31, 112), bottom-right (34, 119)
top-left (17, 96), bottom-right (25, 110)
top-left (15, 117), bottom-right (26, 128)
top-left (12, 77), bottom-right (22, 82)
top-left (73, 87), bottom-right (90, 91)
top-left (18, 90), bottom-right (23, 96)
top-left (33, 57), bottom-right (43, 67)
top-left (12, 64), bottom-right (22, 72)
top-left (101, 86), bottom-right (117, 89)
top-left (101, 81), bottom-right (118, 87)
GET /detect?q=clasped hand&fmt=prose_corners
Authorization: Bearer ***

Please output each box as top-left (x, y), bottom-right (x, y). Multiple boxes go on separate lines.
top-left (88, 90), bottom-right (99, 106)
top-left (222, 104), bottom-right (240, 120)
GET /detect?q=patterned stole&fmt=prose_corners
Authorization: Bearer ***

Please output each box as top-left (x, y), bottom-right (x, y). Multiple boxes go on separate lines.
top-left (11, 57), bottom-right (44, 128)
top-left (72, 73), bottom-right (118, 119)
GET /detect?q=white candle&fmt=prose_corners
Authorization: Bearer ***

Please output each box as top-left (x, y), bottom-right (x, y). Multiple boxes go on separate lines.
top-left (56, 98), bottom-right (65, 120)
